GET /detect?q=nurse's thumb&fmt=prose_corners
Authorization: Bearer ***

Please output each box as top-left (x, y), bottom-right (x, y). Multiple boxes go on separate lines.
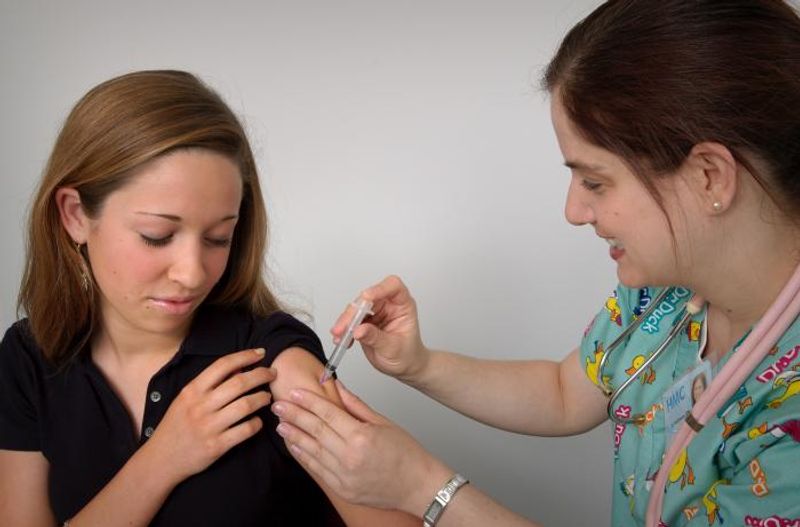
top-left (353, 323), bottom-right (381, 349)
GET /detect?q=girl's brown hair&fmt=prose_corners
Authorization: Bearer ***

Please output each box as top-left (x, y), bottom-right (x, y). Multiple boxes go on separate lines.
top-left (18, 70), bottom-right (280, 367)
top-left (543, 0), bottom-right (800, 219)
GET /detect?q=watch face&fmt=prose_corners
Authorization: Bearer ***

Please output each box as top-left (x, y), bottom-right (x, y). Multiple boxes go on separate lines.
top-left (424, 501), bottom-right (444, 522)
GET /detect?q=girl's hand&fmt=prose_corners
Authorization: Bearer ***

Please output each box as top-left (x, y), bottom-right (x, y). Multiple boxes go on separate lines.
top-left (332, 275), bottom-right (429, 383)
top-left (147, 348), bottom-right (275, 483)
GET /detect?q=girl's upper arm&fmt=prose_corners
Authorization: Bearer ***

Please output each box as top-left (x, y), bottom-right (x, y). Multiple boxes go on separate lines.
top-left (270, 347), bottom-right (419, 527)
top-left (0, 449), bottom-right (56, 527)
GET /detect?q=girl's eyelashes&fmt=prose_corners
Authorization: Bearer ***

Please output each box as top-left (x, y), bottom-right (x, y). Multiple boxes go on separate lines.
top-left (139, 233), bottom-right (232, 248)
top-left (141, 234), bottom-right (172, 247)
top-left (206, 237), bottom-right (231, 248)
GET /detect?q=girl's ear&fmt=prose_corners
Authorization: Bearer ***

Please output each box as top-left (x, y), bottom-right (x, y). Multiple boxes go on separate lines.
top-left (684, 142), bottom-right (738, 214)
top-left (55, 187), bottom-right (91, 243)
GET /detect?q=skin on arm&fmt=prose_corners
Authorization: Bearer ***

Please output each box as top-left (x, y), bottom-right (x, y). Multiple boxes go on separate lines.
top-left (409, 347), bottom-right (609, 436)
top-left (0, 451), bottom-right (56, 527)
top-left (273, 382), bottom-right (542, 527)
top-left (270, 347), bottom-right (419, 527)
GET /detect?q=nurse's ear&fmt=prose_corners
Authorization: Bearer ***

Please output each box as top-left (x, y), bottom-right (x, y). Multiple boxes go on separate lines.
top-left (683, 142), bottom-right (738, 215)
top-left (55, 187), bottom-right (91, 244)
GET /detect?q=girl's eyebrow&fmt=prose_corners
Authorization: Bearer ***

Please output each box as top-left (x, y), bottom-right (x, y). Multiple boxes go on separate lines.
top-left (134, 212), bottom-right (238, 223)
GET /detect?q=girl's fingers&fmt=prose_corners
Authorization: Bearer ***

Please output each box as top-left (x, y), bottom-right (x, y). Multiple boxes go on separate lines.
top-left (213, 390), bottom-right (272, 430)
top-left (217, 415), bottom-right (264, 452)
top-left (191, 348), bottom-right (267, 391)
top-left (207, 366), bottom-right (274, 410)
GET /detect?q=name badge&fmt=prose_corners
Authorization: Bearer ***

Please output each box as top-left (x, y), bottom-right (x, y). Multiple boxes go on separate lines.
top-left (662, 360), bottom-right (712, 448)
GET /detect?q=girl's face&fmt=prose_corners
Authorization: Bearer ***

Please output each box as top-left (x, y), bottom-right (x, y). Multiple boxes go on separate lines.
top-left (550, 94), bottom-right (695, 288)
top-left (83, 149), bottom-right (243, 340)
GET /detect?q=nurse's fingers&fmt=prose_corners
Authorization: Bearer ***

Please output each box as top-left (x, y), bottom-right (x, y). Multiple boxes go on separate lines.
top-left (271, 393), bottom-right (349, 456)
top-left (330, 275), bottom-right (413, 340)
top-left (275, 418), bottom-right (344, 481)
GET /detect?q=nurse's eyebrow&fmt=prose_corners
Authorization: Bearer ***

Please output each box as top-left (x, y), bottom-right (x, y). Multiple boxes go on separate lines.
top-left (135, 212), bottom-right (238, 223)
top-left (563, 160), bottom-right (608, 173)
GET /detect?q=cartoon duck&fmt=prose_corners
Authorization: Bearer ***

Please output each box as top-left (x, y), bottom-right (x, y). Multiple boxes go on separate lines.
top-left (747, 422), bottom-right (769, 440)
top-left (702, 480), bottom-right (728, 526)
top-left (586, 341), bottom-right (609, 388)
top-left (668, 448), bottom-right (695, 489)
top-left (766, 370), bottom-right (800, 409)
top-left (686, 320), bottom-right (701, 342)
top-left (625, 355), bottom-right (656, 384)
top-left (606, 295), bottom-right (623, 326)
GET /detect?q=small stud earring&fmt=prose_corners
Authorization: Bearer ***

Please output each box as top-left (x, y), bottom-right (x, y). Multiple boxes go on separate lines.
top-left (712, 201), bottom-right (723, 212)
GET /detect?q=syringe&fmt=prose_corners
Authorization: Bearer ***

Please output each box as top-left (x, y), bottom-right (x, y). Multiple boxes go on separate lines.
top-left (320, 298), bottom-right (374, 384)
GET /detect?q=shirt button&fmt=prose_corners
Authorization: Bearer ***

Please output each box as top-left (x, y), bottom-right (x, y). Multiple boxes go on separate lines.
top-left (149, 391), bottom-right (162, 403)
top-left (143, 426), bottom-right (155, 438)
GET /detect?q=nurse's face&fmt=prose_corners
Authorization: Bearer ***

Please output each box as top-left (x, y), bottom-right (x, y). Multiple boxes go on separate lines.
top-left (550, 94), bottom-right (690, 288)
top-left (81, 149), bottom-right (243, 340)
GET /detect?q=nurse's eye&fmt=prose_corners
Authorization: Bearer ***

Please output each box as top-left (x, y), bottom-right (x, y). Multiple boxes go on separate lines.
top-left (141, 234), bottom-right (173, 247)
top-left (580, 179), bottom-right (603, 193)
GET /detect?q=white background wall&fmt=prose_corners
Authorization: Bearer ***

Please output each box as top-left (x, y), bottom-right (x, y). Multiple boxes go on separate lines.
top-left (0, 1), bottom-right (617, 524)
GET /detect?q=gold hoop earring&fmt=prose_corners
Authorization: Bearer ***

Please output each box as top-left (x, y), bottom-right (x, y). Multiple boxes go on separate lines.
top-left (75, 242), bottom-right (91, 291)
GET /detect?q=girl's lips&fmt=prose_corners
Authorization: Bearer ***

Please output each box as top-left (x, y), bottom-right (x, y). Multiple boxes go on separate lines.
top-left (149, 297), bottom-right (195, 315)
top-left (609, 246), bottom-right (625, 261)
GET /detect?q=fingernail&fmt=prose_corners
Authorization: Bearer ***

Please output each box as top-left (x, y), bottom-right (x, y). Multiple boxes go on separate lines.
top-left (290, 389), bottom-right (303, 401)
top-left (276, 423), bottom-right (289, 436)
top-left (271, 402), bottom-right (285, 415)
top-left (254, 348), bottom-right (266, 357)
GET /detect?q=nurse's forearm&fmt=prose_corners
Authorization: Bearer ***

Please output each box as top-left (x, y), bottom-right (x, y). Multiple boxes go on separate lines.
top-left (403, 348), bottom-right (606, 435)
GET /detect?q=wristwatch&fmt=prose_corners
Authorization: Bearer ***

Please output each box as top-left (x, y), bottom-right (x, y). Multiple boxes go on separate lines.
top-left (422, 473), bottom-right (469, 527)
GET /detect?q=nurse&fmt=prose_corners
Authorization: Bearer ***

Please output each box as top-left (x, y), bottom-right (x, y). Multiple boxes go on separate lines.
top-left (271, 1), bottom-right (800, 526)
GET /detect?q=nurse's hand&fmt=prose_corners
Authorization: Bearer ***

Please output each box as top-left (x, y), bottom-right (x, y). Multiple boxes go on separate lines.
top-left (272, 380), bottom-right (452, 514)
top-left (332, 275), bottom-right (429, 382)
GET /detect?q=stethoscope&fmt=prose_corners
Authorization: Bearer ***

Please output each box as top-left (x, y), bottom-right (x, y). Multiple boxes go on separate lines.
top-left (594, 287), bottom-right (706, 425)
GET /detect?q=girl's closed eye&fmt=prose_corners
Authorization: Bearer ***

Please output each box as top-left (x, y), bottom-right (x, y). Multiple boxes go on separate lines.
top-left (205, 237), bottom-right (231, 248)
top-left (141, 233), bottom-right (173, 247)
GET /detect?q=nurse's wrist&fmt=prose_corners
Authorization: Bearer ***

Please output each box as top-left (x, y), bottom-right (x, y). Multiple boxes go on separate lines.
top-left (403, 457), bottom-right (454, 517)
top-left (399, 346), bottom-right (438, 388)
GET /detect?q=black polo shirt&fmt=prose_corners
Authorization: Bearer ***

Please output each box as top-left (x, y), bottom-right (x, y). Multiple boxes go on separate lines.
top-left (0, 305), bottom-right (344, 526)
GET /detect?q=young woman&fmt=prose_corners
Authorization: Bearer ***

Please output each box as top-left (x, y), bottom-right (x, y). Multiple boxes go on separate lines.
top-left (0, 70), bottom-right (416, 527)
top-left (272, 1), bottom-right (800, 526)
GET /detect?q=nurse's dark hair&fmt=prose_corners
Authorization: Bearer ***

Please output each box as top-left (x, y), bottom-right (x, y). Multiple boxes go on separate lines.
top-left (543, 0), bottom-right (800, 220)
top-left (18, 70), bottom-right (281, 367)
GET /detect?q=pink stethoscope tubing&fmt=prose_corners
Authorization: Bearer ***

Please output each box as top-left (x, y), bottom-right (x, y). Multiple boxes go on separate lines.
top-left (646, 262), bottom-right (800, 526)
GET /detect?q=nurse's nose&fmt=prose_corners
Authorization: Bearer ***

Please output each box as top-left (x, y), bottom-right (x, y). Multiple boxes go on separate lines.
top-left (564, 177), bottom-right (595, 226)
top-left (168, 241), bottom-right (207, 290)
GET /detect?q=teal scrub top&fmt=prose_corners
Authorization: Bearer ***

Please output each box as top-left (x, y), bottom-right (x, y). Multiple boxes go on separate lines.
top-left (580, 285), bottom-right (800, 527)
